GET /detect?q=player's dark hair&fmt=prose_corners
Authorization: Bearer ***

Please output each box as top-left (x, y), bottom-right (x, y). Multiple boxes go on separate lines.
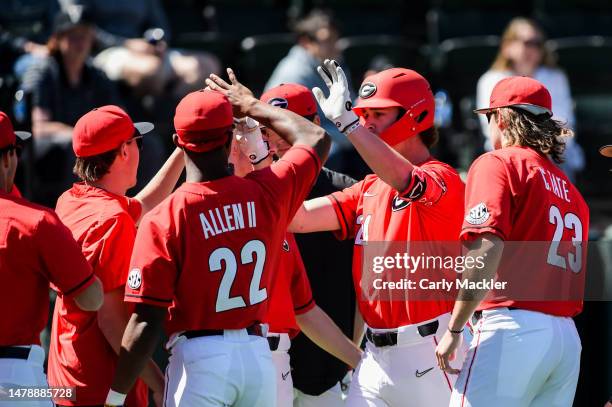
top-left (73, 147), bottom-right (120, 182)
top-left (498, 107), bottom-right (571, 164)
top-left (293, 9), bottom-right (337, 42)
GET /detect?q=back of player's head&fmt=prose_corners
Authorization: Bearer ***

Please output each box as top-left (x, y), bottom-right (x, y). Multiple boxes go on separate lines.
top-left (353, 68), bottom-right (435, 146)
top-left (475, 76), bottom-right (570, 164)
top-left (72, 105), bottom-right (153, 182)
top-left (174, 89), bottom-right (234, 154)
top-left (293, 9), bottom-right (338, 42)
top-left (260, 83), bottom-right (318, 121)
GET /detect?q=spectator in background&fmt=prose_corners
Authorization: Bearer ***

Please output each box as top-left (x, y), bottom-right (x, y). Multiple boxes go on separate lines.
top-left (0, 0), bottom-right (56, 79)
top-left (22, 9), bottom-right (120, 207)
top-left (60, 0), bottom-right (219, 99)
top-left (265, 9), bottom-right (357, 176)
top-left (477, 17), bottom-right (584, 181)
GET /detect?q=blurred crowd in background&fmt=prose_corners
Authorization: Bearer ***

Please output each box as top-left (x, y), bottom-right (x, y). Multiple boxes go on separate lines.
top-left (1, 0), bottom-right (611, 404)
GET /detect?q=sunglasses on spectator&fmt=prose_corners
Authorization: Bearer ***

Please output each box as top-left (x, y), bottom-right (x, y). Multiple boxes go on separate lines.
top-left (518, 38), bottom-right (543, 48)
top-left (0, 144), bottom-right (22, 158)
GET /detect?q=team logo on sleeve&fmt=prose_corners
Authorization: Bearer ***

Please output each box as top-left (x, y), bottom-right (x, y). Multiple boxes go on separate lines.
top-left (282, 239), bottom-right (290, 252)
top-left (267, 97), bottom-right (288, 109)
top-left (465, 203), bottom-right (490, 225)
top-left (127, 268), bottom-right (142, 290)
top-left (359, 82), bottom-right (377, 98)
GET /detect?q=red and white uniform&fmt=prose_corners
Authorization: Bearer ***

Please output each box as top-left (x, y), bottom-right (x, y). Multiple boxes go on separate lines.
top-left (0, 191), bottom-right (94, 407)
top-left (49, 183), bottom-right (147, 406)
top-left (126, 146), bottom-right (320, 407)
top-left (451, 146), bottom-right (589, 407)
top-left (328, 159), bottom-right (467, 407)
top-left (266, 232), bottom-right (315, 407)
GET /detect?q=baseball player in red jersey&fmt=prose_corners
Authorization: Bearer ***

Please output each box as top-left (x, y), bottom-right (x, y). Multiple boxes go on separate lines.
top-left (103, 69), bottom-right (330, 407)
top-left (436, 77), bottom-right (590, 406)
top-left (289, 61), bottom-right (467, 406)
top-left (231, 87), bottom-right (362, 406)
top-left (0, 111), bottom-right (103, 407)
top-left (50, 106), bottom-right (184, 407)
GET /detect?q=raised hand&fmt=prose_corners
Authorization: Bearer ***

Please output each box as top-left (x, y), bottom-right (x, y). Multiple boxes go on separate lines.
top-left (205, 68), bottom-right (257, 118)
top-left (312, 59), bottom-right (358, 134)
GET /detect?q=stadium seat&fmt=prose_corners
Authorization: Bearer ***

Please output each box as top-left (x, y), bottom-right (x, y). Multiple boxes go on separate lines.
top-left (534, 0), bottom-right (612, 38)
top-left (547, 36), bottom-right (612, 95)
top-left (426, 0), bottom-right (527, 45)
top-left (337, 35), bottom-right (428, 88)
top-left (174, 31), bottom-right (240, 69)
top-left (433, 36), bottom-right (500, 108)
top-left (205, 0), bottom-right (289, 37)
top-left (239, 33), bottom-right (296, 94)
top-left (573, 94), bottom-right (612, 197)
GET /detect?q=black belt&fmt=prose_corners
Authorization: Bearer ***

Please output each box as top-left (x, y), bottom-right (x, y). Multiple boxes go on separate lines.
top-left (366, 320), bottom-right (439, 348)
top-left (0, 346), bottom-right (30, 359)
top-left (183, 324), bottom-right (264, 339)
top-left (267, 336), bottom-right (280, 351)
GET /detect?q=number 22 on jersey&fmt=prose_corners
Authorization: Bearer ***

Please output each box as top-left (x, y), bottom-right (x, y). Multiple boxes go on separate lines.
top-left (209, 240), bottom-right (268, 312)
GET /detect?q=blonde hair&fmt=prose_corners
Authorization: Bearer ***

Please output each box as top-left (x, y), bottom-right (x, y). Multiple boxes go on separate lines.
top-left (491, 17), bottom-right (556, 71)
top-left (497, 107), bottom-right (572, 164)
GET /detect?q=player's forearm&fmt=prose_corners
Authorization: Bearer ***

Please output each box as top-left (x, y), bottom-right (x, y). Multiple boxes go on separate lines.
top-left (245, 100), bottom-right (330, 161)
top-left (251, 154), bottom-right (274, 171)
top-left (138, 359), bottom-right (165, 395)
top-left (448, 235), bottom-right (504, 331)
top-left (110, 308), bottom-right (163, 394)
top-left (296, 305), bottom-right (363, 368)
top-left (135, 147), bottom-right (184, 219)
top-left (352, 304), bottom-right (365, 346)
top-left (288, 198), bottom-right (340, 233)
top-left (346, 125), bottom-right (414, 191)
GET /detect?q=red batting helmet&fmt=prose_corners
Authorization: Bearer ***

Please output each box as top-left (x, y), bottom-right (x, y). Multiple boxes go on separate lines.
top-left (353, 68), bottom-right (435, 146)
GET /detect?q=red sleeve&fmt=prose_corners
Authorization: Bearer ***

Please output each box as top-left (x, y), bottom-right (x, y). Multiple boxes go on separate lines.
top-left (328, 179), bottom-right (364, 240)
top-left (247, 145), bottom-right (321, 222)
top-left (36, 211), bottom-right (95, 297)
top-left (124, 210), bottom-right (177, 307)
top-left (396, 164), bottom-right (448, 206)
top-left (287, 234), bottom-right (315, 315)
top-left (126, 197), bottom-right (143, 222)
top-left (461, 154), bottom-right (512, 241)
top-left (94, 214), bottom-right (137, 293)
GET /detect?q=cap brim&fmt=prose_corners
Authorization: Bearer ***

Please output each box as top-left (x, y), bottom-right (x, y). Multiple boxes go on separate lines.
top-left (599, 145), bottom-right (612, 158)
top-left (474, 104), bottom-right (552, 117)
top-left (134, 122), bottom-right (154, 135)
top-left (15, 131), bottom-right (32, 144)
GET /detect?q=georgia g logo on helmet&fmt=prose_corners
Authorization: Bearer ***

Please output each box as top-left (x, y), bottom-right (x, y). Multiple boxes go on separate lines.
top-left (267, 97), bottom-right (289, 109)
top-left (359, 82), bottom-right (377, 99)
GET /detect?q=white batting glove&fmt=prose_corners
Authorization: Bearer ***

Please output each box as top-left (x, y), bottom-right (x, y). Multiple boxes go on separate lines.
top-left (234, 117), bottom-right (269, 164)
top-left (312, 59), bottom-right (359, 134)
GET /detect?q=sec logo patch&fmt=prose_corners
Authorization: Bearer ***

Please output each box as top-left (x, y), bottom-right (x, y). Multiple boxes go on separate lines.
top-left (127, 268), bottom-right (142, 290)
top-left (465, 203), bottom-right (490, 225)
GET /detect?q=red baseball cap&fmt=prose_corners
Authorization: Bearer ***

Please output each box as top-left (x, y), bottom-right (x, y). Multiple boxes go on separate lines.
top-left (260, 83), bottom-right (317, 117)
top-left (475, 76), bottom-right (553, 117)
top-left (0, 111), bottom-right (31, 150)
top-left (73, 105), bottom-right (153, 158)
top-left (174, 89), bottom-right (233, 153)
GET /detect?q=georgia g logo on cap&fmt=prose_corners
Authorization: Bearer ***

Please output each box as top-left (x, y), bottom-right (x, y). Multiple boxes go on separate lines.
top-left (359, 82), bottom-right (377, 98)
top-left (268, 97), bottom-right (289, 109)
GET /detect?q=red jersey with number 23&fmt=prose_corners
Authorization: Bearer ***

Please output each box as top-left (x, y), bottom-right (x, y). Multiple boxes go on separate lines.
top-left (125, 146), bottom-right (320, 334)
top-left (329, 158), bottom-right (465, 329)
top-left (461, 146), bottom-right (589, 317)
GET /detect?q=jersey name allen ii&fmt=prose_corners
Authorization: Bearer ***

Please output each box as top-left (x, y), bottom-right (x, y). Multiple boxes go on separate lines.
top-left (199, 201), bottom-right (257, 239)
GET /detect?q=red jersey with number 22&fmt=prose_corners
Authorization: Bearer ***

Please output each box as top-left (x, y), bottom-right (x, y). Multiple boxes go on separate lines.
top-left (461, 147), bottom-right (589, 317)
top-left (329, 158), bottom-right (465, 329)
top-left (125, 146), bottom-right (320, 334)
